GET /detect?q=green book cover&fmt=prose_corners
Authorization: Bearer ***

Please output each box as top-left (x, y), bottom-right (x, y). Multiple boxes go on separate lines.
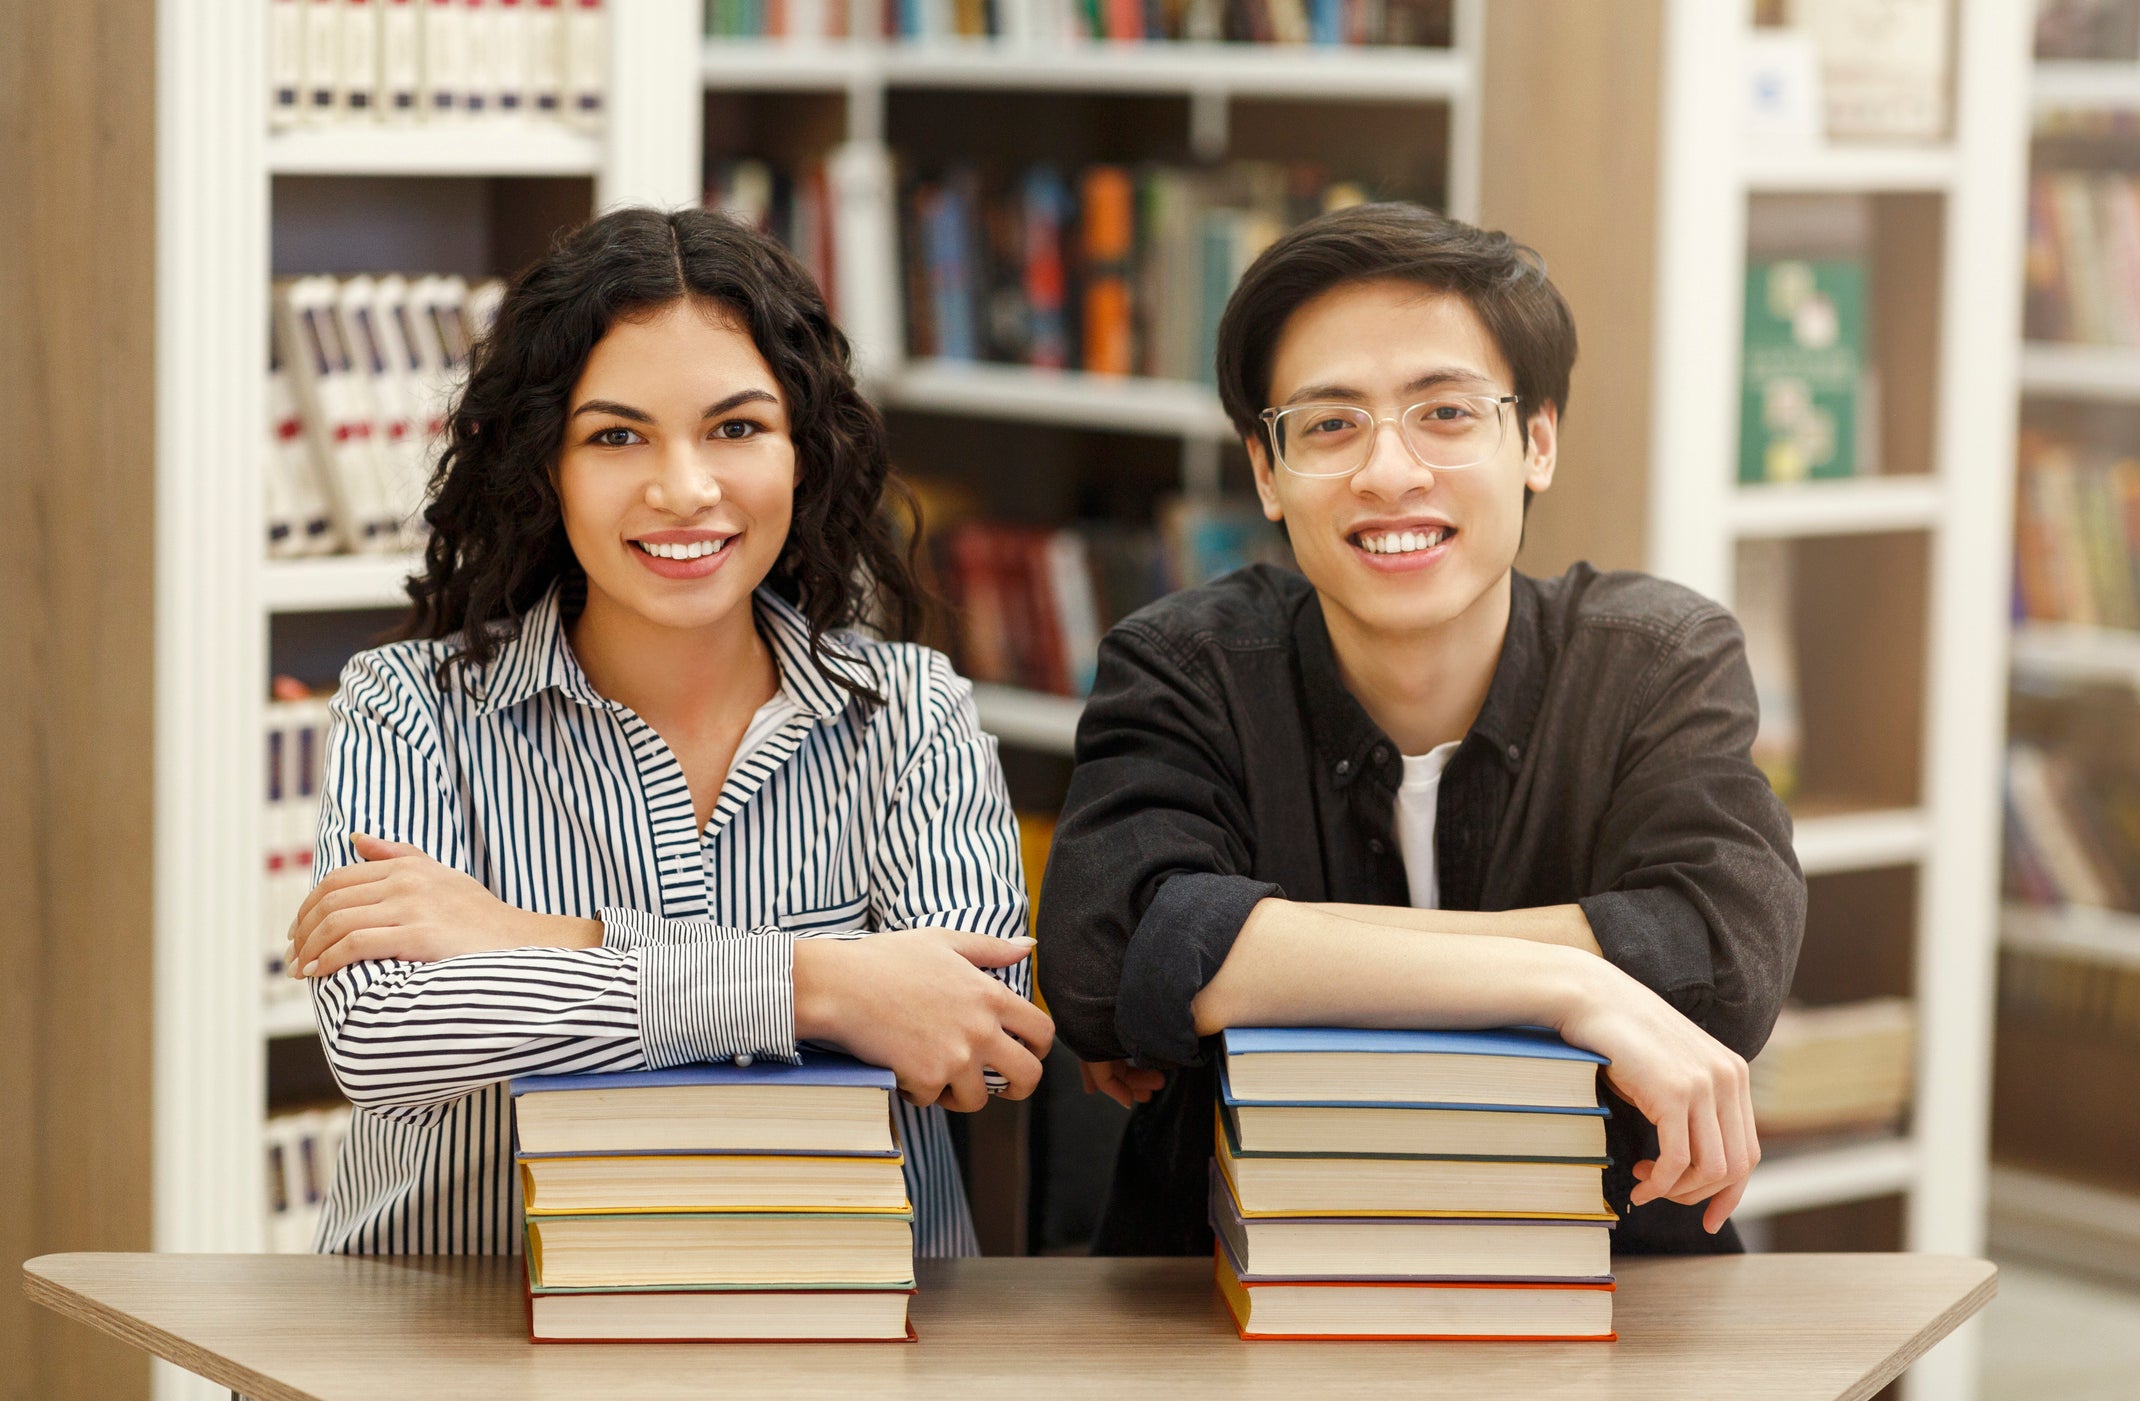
top-left (1739, 258), bottom-right (1867, 484)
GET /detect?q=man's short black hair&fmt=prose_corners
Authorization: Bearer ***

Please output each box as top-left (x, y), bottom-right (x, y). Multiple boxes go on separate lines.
top-left (1215, 202), bottom-right (1577, 448)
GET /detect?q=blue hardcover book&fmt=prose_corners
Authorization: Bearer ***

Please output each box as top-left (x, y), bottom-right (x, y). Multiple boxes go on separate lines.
top-left (511, 1051), bottom-right (898, 1157)
top-left (1222, 1027), bottom-right (1606, 1110)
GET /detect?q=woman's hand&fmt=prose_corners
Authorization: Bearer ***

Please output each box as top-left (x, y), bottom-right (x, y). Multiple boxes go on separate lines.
top-left (287, 834), bottom-right (600, 978)
top-left (1555, 958), bottom-right (1760, 1235)
top-left (1079, 1059), bottom-right (1166, 1109)
top-left (794, 929), bottom-right (1055, 1113)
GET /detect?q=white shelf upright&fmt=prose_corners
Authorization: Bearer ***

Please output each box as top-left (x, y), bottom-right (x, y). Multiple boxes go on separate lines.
top-left (1646, 4), bottom-right (2032, 1398)
top-left (152, 4), bottom-right (705, 1398)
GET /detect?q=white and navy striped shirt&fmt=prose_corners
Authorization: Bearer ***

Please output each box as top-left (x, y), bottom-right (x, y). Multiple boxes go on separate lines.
top-left (308, 580), bottom-right (1030, 1256)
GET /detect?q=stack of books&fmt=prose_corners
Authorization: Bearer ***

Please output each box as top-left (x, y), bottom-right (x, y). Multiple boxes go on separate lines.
top-left (513, 1052), bottom-right (917, 1342)
top-left (1212, 1027), bottom-right (1618, 1341)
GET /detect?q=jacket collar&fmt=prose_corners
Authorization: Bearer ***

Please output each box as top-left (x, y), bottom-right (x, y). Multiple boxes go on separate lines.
top-left (1292, 570), bottom-right (1547, 788)
top-left (473, 578), bottom-right (869, 723)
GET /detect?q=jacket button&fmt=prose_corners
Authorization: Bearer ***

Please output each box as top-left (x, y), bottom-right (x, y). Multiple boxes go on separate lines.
top-left (1368, 839), bottom-right (1386, 855)
top-left (1372, 746), bottom-right (1389, 764)
top-left (1506, 743), bottom-right (1521, 761)
top-left (1335, 759), bottom-right (1351, 776)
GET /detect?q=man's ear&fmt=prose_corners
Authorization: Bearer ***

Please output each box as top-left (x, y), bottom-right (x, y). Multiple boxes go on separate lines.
top-left (1522, 402), bottom-right (1560, 497)
top-left (1247, 433), bottom-right (1284, 522)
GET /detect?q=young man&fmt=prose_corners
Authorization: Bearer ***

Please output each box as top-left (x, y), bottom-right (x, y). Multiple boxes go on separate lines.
top-left (1035, 203), bottom-right (1805, 1257)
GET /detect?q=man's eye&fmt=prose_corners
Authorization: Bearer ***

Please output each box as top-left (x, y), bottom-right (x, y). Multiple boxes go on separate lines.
top-left (1423, 403), bottom-right (1474, 422)
top-left (1306, 416), bottom-right (1357, 436)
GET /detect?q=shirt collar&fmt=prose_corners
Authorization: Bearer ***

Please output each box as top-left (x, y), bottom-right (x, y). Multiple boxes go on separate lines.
top-left (1292, 570), bottom-right (1547, 788)
top-left (473, 578), bottom-right (870, 724)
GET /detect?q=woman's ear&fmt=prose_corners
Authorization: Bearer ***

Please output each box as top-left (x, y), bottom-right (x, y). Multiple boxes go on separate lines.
top-left (1247, 433), bottom-right (1284, 523)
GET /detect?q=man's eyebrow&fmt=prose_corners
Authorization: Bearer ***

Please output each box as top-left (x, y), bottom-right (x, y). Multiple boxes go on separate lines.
top-left (568, 388), bottom-right (782, 423)
top-left (1281, 367), bottom-right (1494, 406)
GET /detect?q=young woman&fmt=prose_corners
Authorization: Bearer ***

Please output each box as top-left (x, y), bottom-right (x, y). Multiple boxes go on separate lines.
top-left (284, 206), bottom-right (1054, 1256)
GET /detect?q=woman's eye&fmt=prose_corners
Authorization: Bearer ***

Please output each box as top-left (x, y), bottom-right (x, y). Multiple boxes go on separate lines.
top-left (711, 420), bottom-right (763, 441)
top-left (589, 426), bottom-right (642, 448)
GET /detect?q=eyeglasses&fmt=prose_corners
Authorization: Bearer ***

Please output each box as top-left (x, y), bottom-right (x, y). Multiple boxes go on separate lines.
top-left (1259, 393), bottom-right (1519, 479)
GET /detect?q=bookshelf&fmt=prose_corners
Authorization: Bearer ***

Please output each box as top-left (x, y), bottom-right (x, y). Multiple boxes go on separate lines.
top-left (28, 4), bottom-right (705, 1399)
top-left (1484, 3), bottom-right (2029, 1396)
top-left (1988, 19), bottom-right (2140, 1297)
top-left (698, 11), bottom-right (1490, 766)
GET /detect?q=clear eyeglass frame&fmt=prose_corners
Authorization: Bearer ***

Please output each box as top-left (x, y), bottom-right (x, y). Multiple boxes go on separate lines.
top-left (1258, 393), bottom-right (1520, 479)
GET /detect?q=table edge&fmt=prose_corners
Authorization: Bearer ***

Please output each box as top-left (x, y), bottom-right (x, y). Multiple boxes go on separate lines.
top-left (24, 1256), bottom-right (319, 1401)
top-left (1839, 1260), bottom-right (1999, 1401)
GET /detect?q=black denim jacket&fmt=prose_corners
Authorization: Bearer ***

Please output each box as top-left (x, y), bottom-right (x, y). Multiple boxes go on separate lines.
top-left (1035, 562), bottom-right (1806, 1257)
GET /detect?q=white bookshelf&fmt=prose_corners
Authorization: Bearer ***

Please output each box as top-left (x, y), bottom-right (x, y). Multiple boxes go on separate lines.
top-left (1645, 5), bottom-right (2031, 1396)
top-left (971, 684), bottom-right (1084, 756)
top-left (2032, 59), bottom-right (2140, 113)
top-left (2002, 901), bottom-right (2140, 971)
top-left (148, 5), bottom-right (704, 1399)
top-left (880, 40), bottom-right (1473, 102)
top-left (261, 553), bottom-right (423, 613)
top-left (1728, 476), bottom-right (1946, 539)
top-left (882, 359), bottom-right (1236, 438)
top-left (2010, 620), bottom-right (2140, 688)
top-left (265, 124), bottom-right (602, 177)
top-left (2016, 341), bottom-right (2140, 402)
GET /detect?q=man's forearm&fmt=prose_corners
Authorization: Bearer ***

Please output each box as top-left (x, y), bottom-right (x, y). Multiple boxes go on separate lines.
top-left (1310, 901), bottom-right (1604, 956)
top-left (1189, 897), bottom-right (1599, 1038)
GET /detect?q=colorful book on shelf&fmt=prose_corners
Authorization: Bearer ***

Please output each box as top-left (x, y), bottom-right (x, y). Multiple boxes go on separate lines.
top-left (1220, 1025), bottom-right (1608, 1109)
top-left (509, 1052), bottom-right (900, 1156)
top-left (1208, 1163), bottom-right (1613, 1283)
top-left (1738, 256), bottom-right (1868, 484)
top-left (1215, 1239), bottom-right (1616, 1341)
top-left (1214, 1105), bottom-right (1614, 1220)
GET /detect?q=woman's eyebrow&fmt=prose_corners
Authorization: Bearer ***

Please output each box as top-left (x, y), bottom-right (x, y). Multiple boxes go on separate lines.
top-left (700, 388), bottom-right (780, 418)
top-left (568, 388), bottom-right (781, 423)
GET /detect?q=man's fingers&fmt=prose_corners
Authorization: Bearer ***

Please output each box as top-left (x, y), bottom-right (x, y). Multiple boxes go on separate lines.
top-left (1081, 1062), bottom-right (1136, 1109)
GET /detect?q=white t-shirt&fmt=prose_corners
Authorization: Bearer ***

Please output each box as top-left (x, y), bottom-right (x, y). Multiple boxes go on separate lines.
top-left (1394, 741), bottom-right (1463, 910)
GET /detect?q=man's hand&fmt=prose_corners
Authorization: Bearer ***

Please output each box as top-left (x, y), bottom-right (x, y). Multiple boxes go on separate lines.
top-left (287, 834), bottom-right (599, 978)
top-left (1556, 958), bottom-right (1760, 1234)
top-left (1079, 1059), bottom-right (1166, 1109)
top-left (794, 930), bottom-right (1055, 1113)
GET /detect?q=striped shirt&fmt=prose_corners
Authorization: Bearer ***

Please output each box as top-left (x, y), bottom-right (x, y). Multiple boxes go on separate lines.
top-left (308, 580), bottom-right (1030, 1256)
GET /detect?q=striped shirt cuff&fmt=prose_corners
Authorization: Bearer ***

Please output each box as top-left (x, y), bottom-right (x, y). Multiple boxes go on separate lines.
top-left (599, 906), bottom-right (760, 953)
top-left (636, 933), bottom-right (801, 1068)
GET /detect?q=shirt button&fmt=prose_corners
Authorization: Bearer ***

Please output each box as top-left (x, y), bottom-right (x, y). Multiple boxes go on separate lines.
top-left (1368, 839), bottom-right (1386, 855)
top-left (1335, 759), bottom-right (1351, 776)
top-left (733, 1054), bottom-right (754, 1068)
top-left (1372, 746), bottom-right (1389, 765)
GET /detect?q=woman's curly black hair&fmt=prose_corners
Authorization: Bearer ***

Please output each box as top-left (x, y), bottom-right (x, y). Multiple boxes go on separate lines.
top-left (399, 205), bottom-right (922, 705)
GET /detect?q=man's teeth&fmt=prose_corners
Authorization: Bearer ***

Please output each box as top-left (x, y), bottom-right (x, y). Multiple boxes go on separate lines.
top-left (636, 537), bottom-right (729, 560)
top-left (1359, 528), bottom-right (1449, 555)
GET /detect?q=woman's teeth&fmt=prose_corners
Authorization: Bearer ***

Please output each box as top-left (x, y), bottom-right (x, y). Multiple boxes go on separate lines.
top-left (635, 538), bottom-right (728, 560)
top-left (1358, 528), bottom-right (1449, 555)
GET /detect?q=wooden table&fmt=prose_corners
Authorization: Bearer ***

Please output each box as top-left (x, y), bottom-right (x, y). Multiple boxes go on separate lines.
top-left (24, 1252), bottom-right (1993, 1400)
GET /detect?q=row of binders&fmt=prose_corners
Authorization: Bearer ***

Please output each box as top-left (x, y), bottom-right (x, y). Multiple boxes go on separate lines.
top-left (267, 273), bottom-right (501, 557)
top-left (708, 0), bottom-right (1451, 45)
top-left (263, 688), bottom-right (334, 1026)
top-left (269, 0), bottom-right (607, 131)
top-left (266, 1102), bottom-right (353, 1253)
top-left (514, 1053), bottom-right (916, 1341)
top-left (1212, 1027), bottom-right (1616, 1340)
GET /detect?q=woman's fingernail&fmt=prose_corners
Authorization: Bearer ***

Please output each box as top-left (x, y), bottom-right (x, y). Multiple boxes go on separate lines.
top-left (301, 961), bottom-right (319, 978)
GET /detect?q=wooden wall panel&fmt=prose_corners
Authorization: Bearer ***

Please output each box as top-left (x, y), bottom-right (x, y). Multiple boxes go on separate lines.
top-left (2, 0), bottom-right (158, 1397)
top-left (1482, 0), bottom-right (1666, 580)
